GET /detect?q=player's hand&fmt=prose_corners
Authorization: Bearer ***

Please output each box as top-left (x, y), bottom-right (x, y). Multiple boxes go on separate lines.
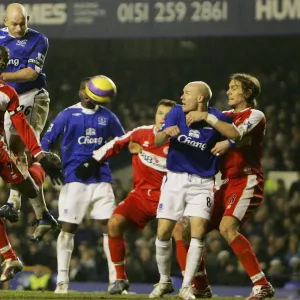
top-left (38, 152), bottom-right (63, 185)
top-left (75, 157), bottom-right (99, 181)
top-left (186, 111), bottom-right (208, 127)
top-left (211, 140), bottom-right (230, 156)
top-left (164, 126), bottom-right (180, 137)
top-left (128, 139), bottom-right (143, 154)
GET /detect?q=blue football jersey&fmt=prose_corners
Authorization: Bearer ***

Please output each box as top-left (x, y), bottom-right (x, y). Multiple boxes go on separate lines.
top-left (0, 27), bottom-right (48, 94)
top-left (161, 105), bottom-right (232, 177)
top-left (41, 103), bottom-right (125, 184)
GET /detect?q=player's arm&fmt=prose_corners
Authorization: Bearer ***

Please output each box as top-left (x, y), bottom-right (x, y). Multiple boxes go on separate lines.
top-left (41, 112), bottom-right (67, 152)
top-left (6, 90), bottom-right (62, 181)
top-left (0, 36), bottom-right (48, 82)
top-left (155, 106), bottom-right (180, 146)
top-left (75, 129), bottom-right (137, 181)
top-left (186, 111), bottom-right (240, 140)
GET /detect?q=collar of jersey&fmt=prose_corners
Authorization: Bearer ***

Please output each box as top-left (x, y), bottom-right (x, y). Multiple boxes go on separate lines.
top-left (80, 103), bottom-right (99, 114)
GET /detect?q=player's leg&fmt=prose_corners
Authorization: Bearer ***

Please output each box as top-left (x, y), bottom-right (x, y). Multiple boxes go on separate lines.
top-left (106, 189), bottom-right (157, 294)
top-left (179, 177), bottom-right (214, 300)
top-left (3, 89), bottom-right (57, 240)
top-left (219, 176), bottom-right (274, 300)
top-left (89, 182), bottom-right (117, 291)
top-left (55, 182), bottom-right (89, 294)
top-left (150, 172), bottom-right (186, 299)
top-left (173, 217), bottom-right (212, 299)
top-left (0, 218), bottom-right (23, 282)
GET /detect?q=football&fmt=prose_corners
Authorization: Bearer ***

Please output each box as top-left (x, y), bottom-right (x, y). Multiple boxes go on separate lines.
top-left (85, 75), bottom-right (117, 103)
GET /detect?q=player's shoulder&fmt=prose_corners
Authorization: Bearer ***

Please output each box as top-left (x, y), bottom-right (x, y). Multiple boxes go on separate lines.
top-left (0, 27), bottom-right (8, 38)
top-left (27, 28), bottom-right (48, 43)
top-left (249, 108), bottom-right (265, 119)
top-left (133, 124), bottom-right (155, 133)
top-left (60, 103), bottom-right (82, 115)
top-left (0, 81), bottom-right (17, 98)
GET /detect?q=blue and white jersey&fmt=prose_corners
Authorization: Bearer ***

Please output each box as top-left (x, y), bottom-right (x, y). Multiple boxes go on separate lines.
top-left (0, 27), bottom-right (48, 95)
top-left (161, 105), bottom-right (232, 177)
top-left (41, 103), bottom-right (125, 184)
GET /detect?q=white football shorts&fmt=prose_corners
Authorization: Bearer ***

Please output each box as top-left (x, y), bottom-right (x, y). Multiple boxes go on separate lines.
top-left (58, 182), bottom-right (116, 224)
top-left (156, 171), bottom-right (215, 221)
top-left (5, 88), bottom-right (50, 140)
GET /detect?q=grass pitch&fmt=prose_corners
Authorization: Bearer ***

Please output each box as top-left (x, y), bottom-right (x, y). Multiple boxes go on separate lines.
top-left (0, 291), bottom-right (288, 299)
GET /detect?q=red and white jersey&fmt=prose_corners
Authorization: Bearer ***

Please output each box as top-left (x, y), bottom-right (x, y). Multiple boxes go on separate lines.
top-left (220, 108), bottom-right (266, 179)
top-left (93, 125), bottom-right (168, 193)
top-left (0, 80), bottom-right (42, 156)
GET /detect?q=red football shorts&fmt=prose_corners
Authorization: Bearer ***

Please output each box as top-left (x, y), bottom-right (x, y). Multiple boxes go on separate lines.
top-left (209, 175), bottom-right (264, 230)
top-left (0, 147), bottom-right (27, 184)
top-left (113, 188), bottom-right (160, 230)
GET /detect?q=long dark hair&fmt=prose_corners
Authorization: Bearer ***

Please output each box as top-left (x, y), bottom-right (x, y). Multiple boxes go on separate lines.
top-left (230, 73), bottom-right (261, 108)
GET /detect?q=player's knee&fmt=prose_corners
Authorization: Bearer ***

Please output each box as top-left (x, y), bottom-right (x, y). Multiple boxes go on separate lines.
top-left (172, 223), bottom-right (184, 241)
top-left (219, 220), bottom-right (239, 242)
top-left (157, 220), bottom-right (175, 240)
top-left (108, 214), bottom-right (126, 237)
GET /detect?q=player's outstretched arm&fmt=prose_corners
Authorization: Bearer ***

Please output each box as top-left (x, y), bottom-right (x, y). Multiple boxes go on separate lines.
top-left (0, 67), bottom-right (38, 82)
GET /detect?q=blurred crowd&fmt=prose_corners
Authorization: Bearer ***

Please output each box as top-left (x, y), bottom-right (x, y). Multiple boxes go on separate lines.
top-left (1, 36), bottom-right (300, 287)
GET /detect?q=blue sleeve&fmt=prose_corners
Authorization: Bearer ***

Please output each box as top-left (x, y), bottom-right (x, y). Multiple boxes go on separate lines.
top-left (219, 112), bottom-right (233, 124)
top-left (109, 113), bottom-right (125, 138)
top-left (28, 35), bottom-right (48, 73)
top-left (159, 106), bottom-right (178, 132)
top-left (41, 111), bottom-right (67, 151)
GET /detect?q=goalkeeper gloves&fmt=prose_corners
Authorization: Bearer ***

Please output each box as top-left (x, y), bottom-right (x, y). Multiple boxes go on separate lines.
top-left (75, 157), bottom-right (100, 181)
top-left (39, 154), bottom-right (63, 185)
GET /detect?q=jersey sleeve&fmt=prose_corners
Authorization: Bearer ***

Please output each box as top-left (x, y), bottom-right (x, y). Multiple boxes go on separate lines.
top-left (28, 35), bottom-right (49, 73)
top-left (93, 128), bottom-right (138, 162)
top-left (41, 111), bottom-right (67, 151)
top-left (109, 112), bottom-right (125, 138)
top-left (235, 110), bottom-right (265, 138)
top-left (159, 106), bottom-right (179, 131)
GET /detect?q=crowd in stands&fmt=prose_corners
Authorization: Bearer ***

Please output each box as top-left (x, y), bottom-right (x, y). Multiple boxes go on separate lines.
top-left (1, 37), bottom-right (300, 287)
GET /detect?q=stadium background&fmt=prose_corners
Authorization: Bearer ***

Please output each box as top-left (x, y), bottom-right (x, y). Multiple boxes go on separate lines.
top-left (0, 0), bottom-right (300, 297)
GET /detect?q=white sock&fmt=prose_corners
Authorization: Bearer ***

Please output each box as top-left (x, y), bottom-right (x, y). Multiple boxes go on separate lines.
top-left (7, 188), bottom-right (21, 211)
top-left (182, 238), bottom-right (205, 288)
top-left (56, 231), bottom-right (74, 284)
top-left (29, 188), bottom-right (48, 220)
top-left (103, 233), bottom-right (116, 283)
top-left (155, 238), bottom-right (172, 283)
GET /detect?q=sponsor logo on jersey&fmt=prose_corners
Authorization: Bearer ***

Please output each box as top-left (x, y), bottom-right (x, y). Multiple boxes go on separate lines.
top-left (16, 39), bottom-right (27, 47)
top-left (158, 203), bottom-right (164, 211)
top-left (98, 117), bottom-right (107, 126)
top-left (86, 128), bottom-right (96, 135)
top-left (177, 135), bottom-right (207, 150)
top-left (188, 129), bottom-right (200, 138)
top-left (78, 136), bottom-right (103, 145)
top-left (8, 59), bottom-right (20, 66)
top-left (138, 150), bottom-right (166, 172)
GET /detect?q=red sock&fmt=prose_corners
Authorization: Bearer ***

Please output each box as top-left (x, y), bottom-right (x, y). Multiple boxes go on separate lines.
top-left (0, 219), bottom-right (17, 261)
top-left (193, 257), bottom-right (210, 290)
top-left (29, 163), bottom-right (46, 188)
top-left (175, 240), bottom-right (189, 274)
top-left (109, 236), bottom-right (127, 280)
top-left (230, 234), bottom-right (268, 286)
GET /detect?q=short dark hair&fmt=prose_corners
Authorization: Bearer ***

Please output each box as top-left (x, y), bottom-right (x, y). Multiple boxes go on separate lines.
top-left (230, 73), bottom-right (261, 108)
top-left (156, 99), bottom-right (176, 109)
top-left (80, 77), bottom-right (92, 86)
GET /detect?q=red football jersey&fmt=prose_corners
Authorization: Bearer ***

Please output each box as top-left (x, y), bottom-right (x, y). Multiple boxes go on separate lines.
top-left (93, 125), bottom-right (168, 192)
top-left (0, 80), bottom-right (42, 156)
top-left (220, 108), bottom-right (266, 179)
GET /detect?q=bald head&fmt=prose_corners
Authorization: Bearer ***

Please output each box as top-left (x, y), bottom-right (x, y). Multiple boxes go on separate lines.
top-left (187, 81), bottom-right (212, 102)
top-left (4, 3), bottom-right (28, 38)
